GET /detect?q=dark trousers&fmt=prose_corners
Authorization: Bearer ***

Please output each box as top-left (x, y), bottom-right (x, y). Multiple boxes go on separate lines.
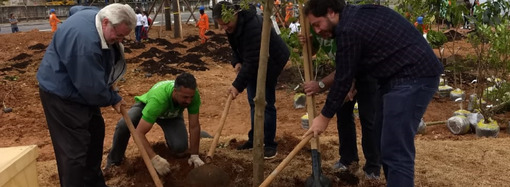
top-left (375, 76), bottom-right (439, 186)
top-left (246, 77), bottom-right (278, 149)
top-left (135, 25), bottom-right (142, 42)
top-left (107, 102), bottom-right (188, 165)
top-left (337, 75), bottom-right (380, 175)
top-left (39, 88), bottom-right (107, 187)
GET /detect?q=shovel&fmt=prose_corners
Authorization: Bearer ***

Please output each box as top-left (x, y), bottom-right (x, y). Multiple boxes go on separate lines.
top-left (186, 94), bottom-right (233, 186)
top-left (120, 106), bottom-right (164, 187)
top-left (299, 2), bottom-right (331, 186)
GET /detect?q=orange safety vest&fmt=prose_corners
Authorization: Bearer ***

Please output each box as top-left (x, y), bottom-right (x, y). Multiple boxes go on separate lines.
top-left (49, 13), bottom-right (61, 32)
top-left (49, 13), bottom-right (60, 26)
top-left (196, 13), bottom-right (209, 30)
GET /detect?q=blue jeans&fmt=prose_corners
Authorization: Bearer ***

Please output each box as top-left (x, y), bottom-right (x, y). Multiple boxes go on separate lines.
top-left (245, 77), bottom-right (278, 149)
top-left (375, 76), bottom-right (439, 186)
top-left (337, 75), bottom-right (380, 175)
top-left (11, 27), bottom-right (18, 33)
top-left (107, 102), bottom-right (188, 165)
top-left (135, 26), bottom-right (142, 42)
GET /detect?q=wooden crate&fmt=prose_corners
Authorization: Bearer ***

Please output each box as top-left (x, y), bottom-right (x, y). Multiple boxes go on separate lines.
top-left (0, 145), bottom-right (39, 187)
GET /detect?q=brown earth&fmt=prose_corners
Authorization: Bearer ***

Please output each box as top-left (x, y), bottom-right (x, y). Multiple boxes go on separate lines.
top-left (1, 25), bottom-right (510, 187)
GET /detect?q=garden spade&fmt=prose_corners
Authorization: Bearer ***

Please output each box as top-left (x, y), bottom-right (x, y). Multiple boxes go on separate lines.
top-left (186, 94), bottom-right (233, 187)
top-left (299, 2), bottom-right (331, 187)
top-left (120, 106), bottom-right (163, 187)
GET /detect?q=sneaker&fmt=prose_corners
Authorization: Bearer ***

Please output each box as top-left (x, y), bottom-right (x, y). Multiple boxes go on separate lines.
top-left (364, 171), bottom-right (380, 180)
top-left (263, 147), bottom-right (277, 160)
top-left (236, 141), bottom-right (253, 150)
top-left (332, 160), bottom-right (348, 171)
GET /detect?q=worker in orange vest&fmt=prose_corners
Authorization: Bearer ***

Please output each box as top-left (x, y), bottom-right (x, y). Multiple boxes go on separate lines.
top-left (49, 9), bottom-right (62, 32)
top-left (284, 2), bottom-right (294, 26)
top-left (196, 6), bottom-right (209, 44)
top-left (414, 16), bottom-right (429, 34)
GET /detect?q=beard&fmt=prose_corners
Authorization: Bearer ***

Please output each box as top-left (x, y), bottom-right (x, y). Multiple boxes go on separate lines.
top-left (319, 18), bottom-right (336, 39)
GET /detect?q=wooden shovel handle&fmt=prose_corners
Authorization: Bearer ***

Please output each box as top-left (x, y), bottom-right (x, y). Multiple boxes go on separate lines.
top-left (298, 1), bottom-right (321, 152)
top-left (121, 107), bottom-right (164, 187)
top-left (206, 94), bottom-right (234, 163)
top-left (259, 134), bottom-right (314, 187)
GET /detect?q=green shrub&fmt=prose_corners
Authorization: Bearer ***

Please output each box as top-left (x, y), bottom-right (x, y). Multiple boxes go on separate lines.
top-left (427, 30), bottom-right (448, 48)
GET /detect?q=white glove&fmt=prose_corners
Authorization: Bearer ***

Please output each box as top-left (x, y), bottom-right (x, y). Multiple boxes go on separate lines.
top-left (188, 154), bottom-right (204, 168)
top-left (151, 155), bottom-right (170, 175)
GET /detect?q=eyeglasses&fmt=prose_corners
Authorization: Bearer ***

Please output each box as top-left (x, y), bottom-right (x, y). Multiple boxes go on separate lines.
top-left (109, 22), bottom-right (128, 41)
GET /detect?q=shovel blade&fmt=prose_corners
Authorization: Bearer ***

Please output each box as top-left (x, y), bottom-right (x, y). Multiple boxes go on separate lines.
top-left (305, 150), bottom-right (331, 187)
top-left (305, 174), bottom-right (332, 187)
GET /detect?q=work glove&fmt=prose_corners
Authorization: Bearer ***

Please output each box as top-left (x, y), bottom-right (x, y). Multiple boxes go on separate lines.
top-left (187, 154), bottom-right (204, 168)
top-left (151, 155), bottom-right (170, 175)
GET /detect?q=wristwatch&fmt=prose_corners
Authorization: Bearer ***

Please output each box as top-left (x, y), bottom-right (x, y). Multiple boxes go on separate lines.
top-left (318, 80), bottom-right (325, 89)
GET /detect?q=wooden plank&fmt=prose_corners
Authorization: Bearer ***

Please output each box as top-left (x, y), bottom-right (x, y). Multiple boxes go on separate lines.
top-left (0, 145), bottom-right (39, 187)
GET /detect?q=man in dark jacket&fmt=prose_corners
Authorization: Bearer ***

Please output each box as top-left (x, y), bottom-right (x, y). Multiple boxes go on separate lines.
top-left (212, 1), bottom-right (290, 159)
top-left (302, 0), bottom-right (443, 185)
top-left (37, 4), bottom-right (136, 186)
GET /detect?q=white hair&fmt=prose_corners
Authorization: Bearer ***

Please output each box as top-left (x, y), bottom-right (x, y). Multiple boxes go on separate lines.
top-left (97, 3), bottom-right (137, 29)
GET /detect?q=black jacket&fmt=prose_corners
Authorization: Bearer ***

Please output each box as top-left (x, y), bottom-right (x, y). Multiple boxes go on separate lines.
top-left (227, 5), bottom-right (290, 92)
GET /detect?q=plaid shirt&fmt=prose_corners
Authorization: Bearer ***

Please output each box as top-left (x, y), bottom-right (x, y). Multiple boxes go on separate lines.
top-left (321, 5), bottom-right (444, 118)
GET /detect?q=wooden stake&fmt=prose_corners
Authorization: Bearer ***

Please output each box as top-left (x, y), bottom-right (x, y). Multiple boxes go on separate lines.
top-left (253, 0), bottom-right (274, 186)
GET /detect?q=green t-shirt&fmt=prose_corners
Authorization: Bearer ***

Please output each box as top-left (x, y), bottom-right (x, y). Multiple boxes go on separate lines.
top-left (134, 80), bottom-right (201, 124)
top-left (311, 28), bottom-right (337, 65)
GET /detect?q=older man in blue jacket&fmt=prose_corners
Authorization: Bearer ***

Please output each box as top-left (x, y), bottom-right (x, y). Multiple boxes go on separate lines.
top-left (37, 4), bottom-right (136, 187)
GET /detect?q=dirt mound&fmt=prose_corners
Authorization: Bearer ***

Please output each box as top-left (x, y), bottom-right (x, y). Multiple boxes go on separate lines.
top-left (126, 57), bottom-right (141, 64)
top-left (183, 35), bottom-right (200, 43)
top-left (211, 46), bottom-right (233, 62)
top-left (138, 59), bottom-right (185, 76)
top-left (209, 35), bottom-right (228, 44)
top-left (444, 30), bottom-right (466, 41)
top-left (151, 38), bottom-right (186, 50)
top-left (12, 60), bottom-right (32, 69)
top-left (181, 54), bottom-right (209, 71)
top-left (28, 43), bottom-right (46, 50)
top-left (125, 41), bottom-right (146, 49)
top-left (182, 65), bottom-right (209, 71)
top-left (159, 51), bottom-right (184, 64)
top-left (9, 53), bottom-right (32, 61)
top-left (137, 47), bottom-right (166, 59)
top-left (187, 43), bottom-right (213, 53)
top-left (155, 38), bottom-right (173, 46)
top-left (164, 43), bottom-right (187, 50)
top-left (182, 54), bottom-right (205, 65)
top-left (205, 30), bottom-right (216, 36)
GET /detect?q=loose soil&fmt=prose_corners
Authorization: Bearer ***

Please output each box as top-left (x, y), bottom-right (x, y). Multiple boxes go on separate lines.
top-left (1, 25), bottom-right (510, 187)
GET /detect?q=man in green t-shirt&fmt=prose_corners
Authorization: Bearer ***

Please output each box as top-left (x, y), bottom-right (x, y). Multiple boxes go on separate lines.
top-left (105, 73), bottom-right (204, 175)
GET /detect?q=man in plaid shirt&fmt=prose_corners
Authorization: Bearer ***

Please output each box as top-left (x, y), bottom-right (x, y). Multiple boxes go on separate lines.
top-left (302, 0), bottom-right (443, 186)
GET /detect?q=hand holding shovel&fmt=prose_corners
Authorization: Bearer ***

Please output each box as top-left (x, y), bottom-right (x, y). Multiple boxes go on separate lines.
top-left (120, 106), bottom-right (164, 187)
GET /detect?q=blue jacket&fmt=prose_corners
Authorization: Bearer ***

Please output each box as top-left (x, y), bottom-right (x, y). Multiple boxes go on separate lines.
top-left (37, 8), bottom-right (126, 107)
top-left (69, 5), bottom-right (99, 17)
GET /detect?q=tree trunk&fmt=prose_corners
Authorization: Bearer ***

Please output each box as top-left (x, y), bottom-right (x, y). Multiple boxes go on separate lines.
top-left (164, 0), bottom-right (171, 31)
top-left (172, 0), bottom-right (182, 38)
top-left (253, 1), bottom-right (274, 186)
top-left (213, 0), bottom-right (218, 29)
